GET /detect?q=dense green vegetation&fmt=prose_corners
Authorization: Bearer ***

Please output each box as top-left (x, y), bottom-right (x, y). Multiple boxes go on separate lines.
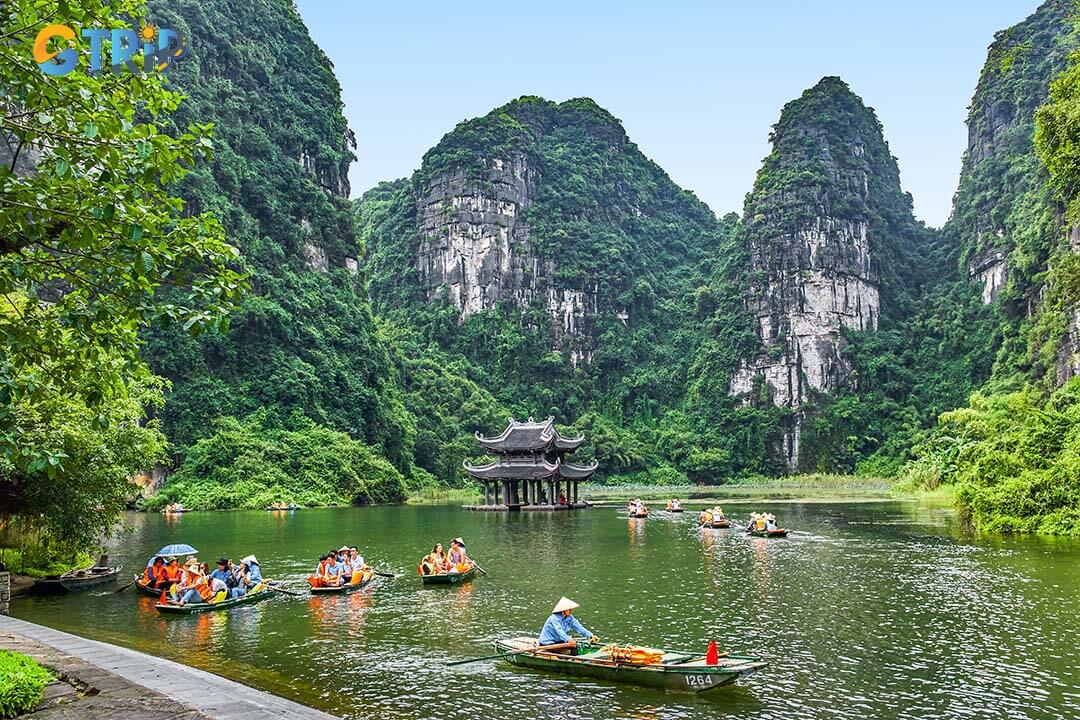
top-left (138, 0), bottom-right (421, 508)
top-left (897, 0), bottom-right (1080, 534)
top-left (147, 412), bottom-right (406, 510)
top-left (5, 0), bottom-right (1079, 542)
top-left (0, 0), bottom-right (241, 565)
top-left (0, 650), bottom-right (52, 718)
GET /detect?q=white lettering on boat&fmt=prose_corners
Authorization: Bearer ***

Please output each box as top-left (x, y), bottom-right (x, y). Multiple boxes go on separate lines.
top-left (685, 674), bottom-right (716, 688)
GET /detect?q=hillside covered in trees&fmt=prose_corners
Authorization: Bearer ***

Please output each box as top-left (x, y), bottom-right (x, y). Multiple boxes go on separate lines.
top-left (4, 0), bottom-right (1079, 548)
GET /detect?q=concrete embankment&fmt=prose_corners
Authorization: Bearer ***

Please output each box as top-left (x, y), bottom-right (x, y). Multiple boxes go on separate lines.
top-left (0, 614), bottom-right (338, 719)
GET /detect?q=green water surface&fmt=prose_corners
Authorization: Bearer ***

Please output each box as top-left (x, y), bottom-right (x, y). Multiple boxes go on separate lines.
top-left (12, 501), bottom-right (1080, 719)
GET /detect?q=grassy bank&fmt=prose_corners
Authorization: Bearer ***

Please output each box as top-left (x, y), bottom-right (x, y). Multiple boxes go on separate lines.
top-left (580, 474), bottom-right (898, 505)
top-left (405, 487), bottom-right (481, 505)
top-left (0, 547), bottom-right (93, 579)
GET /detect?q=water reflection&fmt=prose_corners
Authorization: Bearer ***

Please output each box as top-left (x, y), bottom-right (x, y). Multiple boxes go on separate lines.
top-left (10, 501), bottom-right (1080, 720)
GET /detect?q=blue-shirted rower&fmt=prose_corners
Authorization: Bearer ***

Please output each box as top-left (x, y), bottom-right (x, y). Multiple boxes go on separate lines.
top-left (539, 597), bottom-right (599, 652)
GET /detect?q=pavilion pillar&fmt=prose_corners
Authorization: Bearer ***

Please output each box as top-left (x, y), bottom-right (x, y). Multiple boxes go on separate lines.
top-left (547, 480), bottom-right (554, 506)
top-left (573, 481), bottom-right (578, 504)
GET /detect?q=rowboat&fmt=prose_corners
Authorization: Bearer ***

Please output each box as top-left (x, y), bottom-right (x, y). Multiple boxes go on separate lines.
top-left (133, 576), bottom-right (165, 597)
top-left (420, 565), bottom-right (477, 585)
top-left (747, 529), bottom-right (788, 538)
top-left (667, 508), bottom-right (684, 513)
top-left (699, 518), bottom-right (731, 529)
top-left (35, 565), bottom-right (122, 593)
top-left (154, 586), bottom-right (276, 615)
top-left (264, 504), bottom-right (297, 511)
top-left (627, 511), bottom-right (648, 519)
top-left (493, 638), bottom-right (767, 693)
top-left (310, 573), bottom-right (377, 594)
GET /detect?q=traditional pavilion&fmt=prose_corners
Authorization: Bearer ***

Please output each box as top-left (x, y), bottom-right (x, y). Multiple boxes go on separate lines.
top-left (464, 416), bottom-right (598, 511)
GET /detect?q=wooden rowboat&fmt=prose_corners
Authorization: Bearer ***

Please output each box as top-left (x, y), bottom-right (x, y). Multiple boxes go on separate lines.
top-left (493, 638), bottom-right (766, 694)
top-left (627, 511), bottom-right (648, 519)
top-left (35, 565), bottom-right (122, 593)
top-left (747, 529), bottom-right (788, 538)
top-left (699, 518), bottom-right (731, 529)
top-left (420, 566), bottom-right (477, 585)
top-left (310, 573), bottom-right (377, 594)
top-left (666, 508), bottom-right (684, 513)
top-left (154, 586), bottom-right (276, 615)
top-left (133, 577), bottom-right (166, 597)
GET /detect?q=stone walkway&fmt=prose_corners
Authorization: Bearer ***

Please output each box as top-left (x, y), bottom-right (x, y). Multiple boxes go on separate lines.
top-left (0, 615), bottom-right (338, 719)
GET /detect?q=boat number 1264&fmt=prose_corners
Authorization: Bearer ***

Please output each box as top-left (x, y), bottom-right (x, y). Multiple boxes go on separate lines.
top-left (685, 675), bottom-right (715, 688)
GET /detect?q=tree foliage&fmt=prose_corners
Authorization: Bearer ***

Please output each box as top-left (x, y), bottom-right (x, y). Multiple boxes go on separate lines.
top-left (0, 0), bottom-right (241, 553)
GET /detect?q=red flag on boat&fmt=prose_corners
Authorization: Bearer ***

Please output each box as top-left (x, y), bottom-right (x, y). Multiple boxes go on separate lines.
top-left (159, 589), bottom-right (167, 604)
top-left (706, 639), bottom-right (719, 665)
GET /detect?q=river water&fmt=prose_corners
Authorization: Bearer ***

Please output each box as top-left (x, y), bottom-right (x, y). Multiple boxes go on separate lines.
top-left (11, 500), bottom-right (1080, 719)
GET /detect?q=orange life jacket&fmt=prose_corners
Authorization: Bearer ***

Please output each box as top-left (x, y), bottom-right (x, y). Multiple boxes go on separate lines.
top-left (193, 576), bottom-right (214, 601)
top-left (164, 562), bottom-right (180, 582)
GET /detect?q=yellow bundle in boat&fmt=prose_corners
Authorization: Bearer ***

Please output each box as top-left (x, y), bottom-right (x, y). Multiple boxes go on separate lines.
top-left (604, 645), bottom-right (664, 665)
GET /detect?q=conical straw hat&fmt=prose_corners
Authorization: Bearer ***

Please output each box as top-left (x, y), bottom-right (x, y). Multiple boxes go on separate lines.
top-left (552, 597), bottom-right (580, 613)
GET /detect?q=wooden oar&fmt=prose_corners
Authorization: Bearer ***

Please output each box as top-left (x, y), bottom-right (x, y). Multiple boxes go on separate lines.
top-left (470, 561), bottom-right (488, 576)
top-left (264, 583), bottom-right (303, 597)
top-left (113, 578), bottom-right (137, 593)
top-left (371, 569), bottom-right (395, 578)
top-left (446, 641), bottom-right (574, 667)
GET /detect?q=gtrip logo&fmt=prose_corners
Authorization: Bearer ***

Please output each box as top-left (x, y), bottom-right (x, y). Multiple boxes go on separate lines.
top-left (33, 22), bottom-right (188, 76)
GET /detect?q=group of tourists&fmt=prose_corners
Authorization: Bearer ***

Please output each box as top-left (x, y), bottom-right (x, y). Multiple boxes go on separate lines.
top-left (307, 546), bottom-right (371, 588)
top-left (746, 512), bottom-right (780, 532)
top-left (418, 538), bottom-right (471, 575)
top-left (143, 554), bottom-right (264, 605)
top-left (698, 506), bottom-right (728, 525)
top-left (626, 499), bottom-right (648, 516)
top-left (665, 498), bottom-right (682, 511)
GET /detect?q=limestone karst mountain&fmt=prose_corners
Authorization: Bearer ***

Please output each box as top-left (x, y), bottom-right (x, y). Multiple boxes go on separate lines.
top-left (728, 77), bottom-right (933, 468)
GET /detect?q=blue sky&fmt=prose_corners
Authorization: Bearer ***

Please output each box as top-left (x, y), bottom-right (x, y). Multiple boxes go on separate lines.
top-left (295, 1), bottom-right (1038, 227)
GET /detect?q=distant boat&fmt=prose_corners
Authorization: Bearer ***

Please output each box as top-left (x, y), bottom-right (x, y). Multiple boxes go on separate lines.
top-left (746, 528), bottom-right (788, 538)
top-left (265, 503), bottom-right (297, 511)
top-left (162, 503), bottom-right (188, 514)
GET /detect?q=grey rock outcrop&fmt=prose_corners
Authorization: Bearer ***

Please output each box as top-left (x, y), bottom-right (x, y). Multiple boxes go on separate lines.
top-left (729, 77), bottom-right (923, 469)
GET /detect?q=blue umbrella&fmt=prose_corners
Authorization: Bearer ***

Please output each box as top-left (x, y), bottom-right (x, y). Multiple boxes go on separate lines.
top-left (155, 543), bottom-right (198, 557)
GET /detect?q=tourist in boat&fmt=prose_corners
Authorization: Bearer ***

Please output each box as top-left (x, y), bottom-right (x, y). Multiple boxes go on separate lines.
top-left (143, 556), bottom-right (167, 588)
top-left (420, 543), bottom-right (450, 575)
top-left (236, 555), bottom-right (263, 590)
top-left (209, 558), bottom-right (244, 599)
top-left (163, 557), bottom-right (181, 587)
top-left (540, 597), bottom-right (598, 653)
top-left (447, 538), bottom-right (469, 571)
top-left (173, 559), bottom-right (207, 604)
top-left (345, 547), bottom-right (369, 584)
top-left (765, 514), bottom-right (778, 531)
top-left (308, 554), bottom-right (335, 588)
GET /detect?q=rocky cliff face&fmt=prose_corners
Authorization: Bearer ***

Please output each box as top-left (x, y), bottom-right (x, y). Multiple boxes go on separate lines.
top-left (364, 96), bottom-right (721, 366)
top-left (948, 0), bottom-right (1077, 304)
top-left (730, 77), bottom-right (927, 468)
